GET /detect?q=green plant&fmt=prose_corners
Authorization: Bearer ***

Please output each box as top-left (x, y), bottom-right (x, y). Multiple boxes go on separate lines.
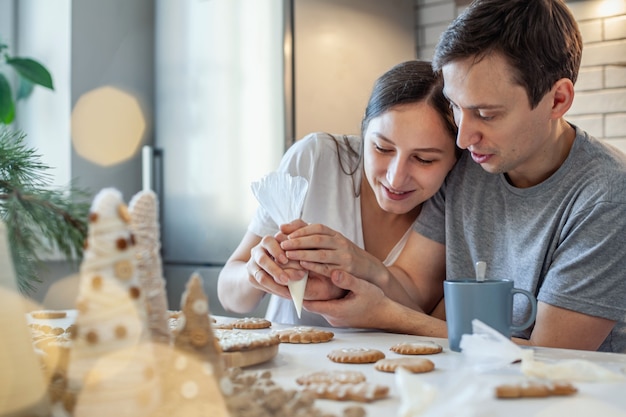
top-left (0, 128), bottom-right (90, 294)
top-left (0, 41), bottom-right (54, 124)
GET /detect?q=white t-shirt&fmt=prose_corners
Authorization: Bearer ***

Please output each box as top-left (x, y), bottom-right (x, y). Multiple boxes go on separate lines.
top-left (249, 132), bottom-right (411, 326)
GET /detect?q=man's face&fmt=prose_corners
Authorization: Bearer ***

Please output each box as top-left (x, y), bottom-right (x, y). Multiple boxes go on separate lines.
top-left (442, 53), bottom-right (556, 188)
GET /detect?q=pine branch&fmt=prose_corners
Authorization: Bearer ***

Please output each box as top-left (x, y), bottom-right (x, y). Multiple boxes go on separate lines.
top-left (0, 128), bottom-right (90, 294)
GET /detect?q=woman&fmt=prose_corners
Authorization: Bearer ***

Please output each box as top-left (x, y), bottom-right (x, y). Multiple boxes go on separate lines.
top-left (217, 60), bottom-right (458, 325)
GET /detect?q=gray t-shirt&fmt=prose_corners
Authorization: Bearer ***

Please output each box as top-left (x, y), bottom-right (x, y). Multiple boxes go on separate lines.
top-left (415, 126), bottom-right (626, 353)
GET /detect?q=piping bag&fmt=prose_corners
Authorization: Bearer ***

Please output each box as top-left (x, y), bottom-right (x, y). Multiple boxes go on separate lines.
top-left (251, 172), bottom-right (309, 318)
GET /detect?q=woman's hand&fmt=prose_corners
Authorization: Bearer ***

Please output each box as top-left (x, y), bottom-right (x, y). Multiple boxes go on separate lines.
top-left (247, 234), bottom-right (305, 300)
top-left (247, 230), bottom-right (346, 301)
top-left (279, 219), bottom-right (382, 282)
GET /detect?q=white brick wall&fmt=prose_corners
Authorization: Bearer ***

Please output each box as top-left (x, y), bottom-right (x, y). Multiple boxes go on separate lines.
top-left (415, 0), bottom-right (626, 153)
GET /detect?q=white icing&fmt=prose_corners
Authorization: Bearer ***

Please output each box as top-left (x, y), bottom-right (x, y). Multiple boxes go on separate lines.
top-left (214, 330), bottom-right (277, 351)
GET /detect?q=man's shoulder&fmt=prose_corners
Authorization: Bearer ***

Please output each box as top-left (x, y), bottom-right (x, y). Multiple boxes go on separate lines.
top-left (574, 127), bottom-right (626, 169)
top-left (568, 128), bottom-right (626, 203)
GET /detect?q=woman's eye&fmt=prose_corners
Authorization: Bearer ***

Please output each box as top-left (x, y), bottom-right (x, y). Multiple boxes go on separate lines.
top-left (375, 144), bottom-right (392, 153)
top-left (416, 157), bottom-right (434, 165)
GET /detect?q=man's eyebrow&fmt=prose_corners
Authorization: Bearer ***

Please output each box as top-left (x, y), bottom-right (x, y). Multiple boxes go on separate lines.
top-left (442, 89), bottom-right (504, 110)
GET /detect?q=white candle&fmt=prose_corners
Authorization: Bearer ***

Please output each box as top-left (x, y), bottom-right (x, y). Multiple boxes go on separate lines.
top-left (142, 145), bottom-right (153, 191)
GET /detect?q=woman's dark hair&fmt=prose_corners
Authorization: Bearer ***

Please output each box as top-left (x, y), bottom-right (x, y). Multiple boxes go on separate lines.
top-left (361, 60), bottom-right (457, 141)
top-left (433, 0), bottom-right (582, 109)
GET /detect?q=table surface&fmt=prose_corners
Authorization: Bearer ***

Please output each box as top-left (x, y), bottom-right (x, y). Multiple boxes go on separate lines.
top-left (28, 311), bottom-right (626, 417)
top-left (242, 321), bottom-right (626, 416)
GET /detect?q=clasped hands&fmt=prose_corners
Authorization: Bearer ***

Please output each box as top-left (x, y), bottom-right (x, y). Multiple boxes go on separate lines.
top-left (246, 219), bottom-right (355, 303)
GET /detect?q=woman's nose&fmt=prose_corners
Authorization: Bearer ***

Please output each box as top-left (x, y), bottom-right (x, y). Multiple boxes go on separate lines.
top-left (387, 157), bottom-right (408, 188)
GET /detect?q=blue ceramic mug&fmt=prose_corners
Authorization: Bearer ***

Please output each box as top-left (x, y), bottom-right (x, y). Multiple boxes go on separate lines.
top-left (443, 279), bottom-right (537, 352)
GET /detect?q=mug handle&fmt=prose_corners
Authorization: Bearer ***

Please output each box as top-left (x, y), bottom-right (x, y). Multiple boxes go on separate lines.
top-left (510, 288), bottom-right (537, 332)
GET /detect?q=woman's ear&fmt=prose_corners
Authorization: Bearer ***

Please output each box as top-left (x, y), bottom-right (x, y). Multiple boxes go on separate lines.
top-left (550, 78), bottom-right (575, 119)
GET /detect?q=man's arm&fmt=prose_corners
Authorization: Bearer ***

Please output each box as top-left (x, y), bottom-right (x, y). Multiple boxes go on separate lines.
top-left (383, 230), bottom-right (448, 314)
top-left (303, 268), bottom-right (449, 337)
top-left (515, 302), bottom-right (616, 351)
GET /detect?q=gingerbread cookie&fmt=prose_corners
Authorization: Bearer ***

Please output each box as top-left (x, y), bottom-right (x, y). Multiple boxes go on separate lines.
top-left (273, 326), bottom-right (334, 344)
top-left (231, 317), bottom-right (272, 329)
top-left (296, 370), bottom-right (367, 385)
top-left (327, 348), bottom-right (385, 364)
top-left (214, 329), bottom-right (280, 352)
top-left (374, 357), bottom-right (435, 373)
top-left (301, 381), bottom-right (389, 402)
top-left (30, 310), bottom-right (68, 320)
top-left (389, 341), bottom-right (442, 355)
top-left (212, 322), bottom-right (235, 330)
top-left (495, 381), bottom-right (578, 399)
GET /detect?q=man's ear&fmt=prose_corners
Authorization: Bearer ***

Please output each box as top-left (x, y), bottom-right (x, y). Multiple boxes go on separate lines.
top-left (550, 78), bottom-right (575, 119)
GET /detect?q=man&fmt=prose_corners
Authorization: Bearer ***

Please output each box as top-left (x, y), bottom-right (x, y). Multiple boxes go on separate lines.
top-left (300, 0), bottom-right (626, 352)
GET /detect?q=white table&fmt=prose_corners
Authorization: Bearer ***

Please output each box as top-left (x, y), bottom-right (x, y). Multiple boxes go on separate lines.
top-left (27, 311), bottom-right (626, 417)
top-left (238, 321), bottom-right (626, 417)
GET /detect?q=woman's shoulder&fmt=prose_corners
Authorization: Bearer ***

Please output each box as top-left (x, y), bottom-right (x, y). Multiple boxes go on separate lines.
top-left (293, 132), bottom-right (361, 153)
top-left (279, 132), bottom-right (362, 177)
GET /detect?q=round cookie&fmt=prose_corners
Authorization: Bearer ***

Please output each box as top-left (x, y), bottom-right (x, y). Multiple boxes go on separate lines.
top-left (327, 348), bottom-right (385, 364)
top-left (232, 317), bottom-right (272, 330)
top-left (296, 370), bottom-right (367, 385)
top-left (389, 341), bottom-right (443, 355)
top-left (30, 310), bottom-right (68, 320)
top-left (273, 326), bottom-right (334, 344)
top-left (374, 357), bottom-right (435, 373)
top-left (212, 322), bottom-right (235, 330)
top-left (301, 381), bottom-right (389, 403)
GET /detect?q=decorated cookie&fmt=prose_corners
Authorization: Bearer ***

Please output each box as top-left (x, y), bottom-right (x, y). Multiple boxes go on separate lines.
top-left (495, 381), bottom-right (578, 399)
top-left (301, 381), bottom-right (389, 402)
top-left (273, 326), bottom-right (335, 344)
top-left (231, 317), bottom-right (272, 330)
top-left (30, 310), bottom-right (68, 320)
top-left (327, 348), bottom-right (385, 364)
top-left (374, 357), bottom-right (435, 373)
top-left (214, 329), bottom-right (280, 353)
top-left (389, 341), bottom-right (443, 355)
top-left (212, 321), bottom-right (235, 330)
top-left (296, 370), bottom-right (367, 385)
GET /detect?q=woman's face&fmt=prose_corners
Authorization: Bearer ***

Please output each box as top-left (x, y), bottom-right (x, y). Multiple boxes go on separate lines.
top-left (363, 101), bottom-right (457, 214)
